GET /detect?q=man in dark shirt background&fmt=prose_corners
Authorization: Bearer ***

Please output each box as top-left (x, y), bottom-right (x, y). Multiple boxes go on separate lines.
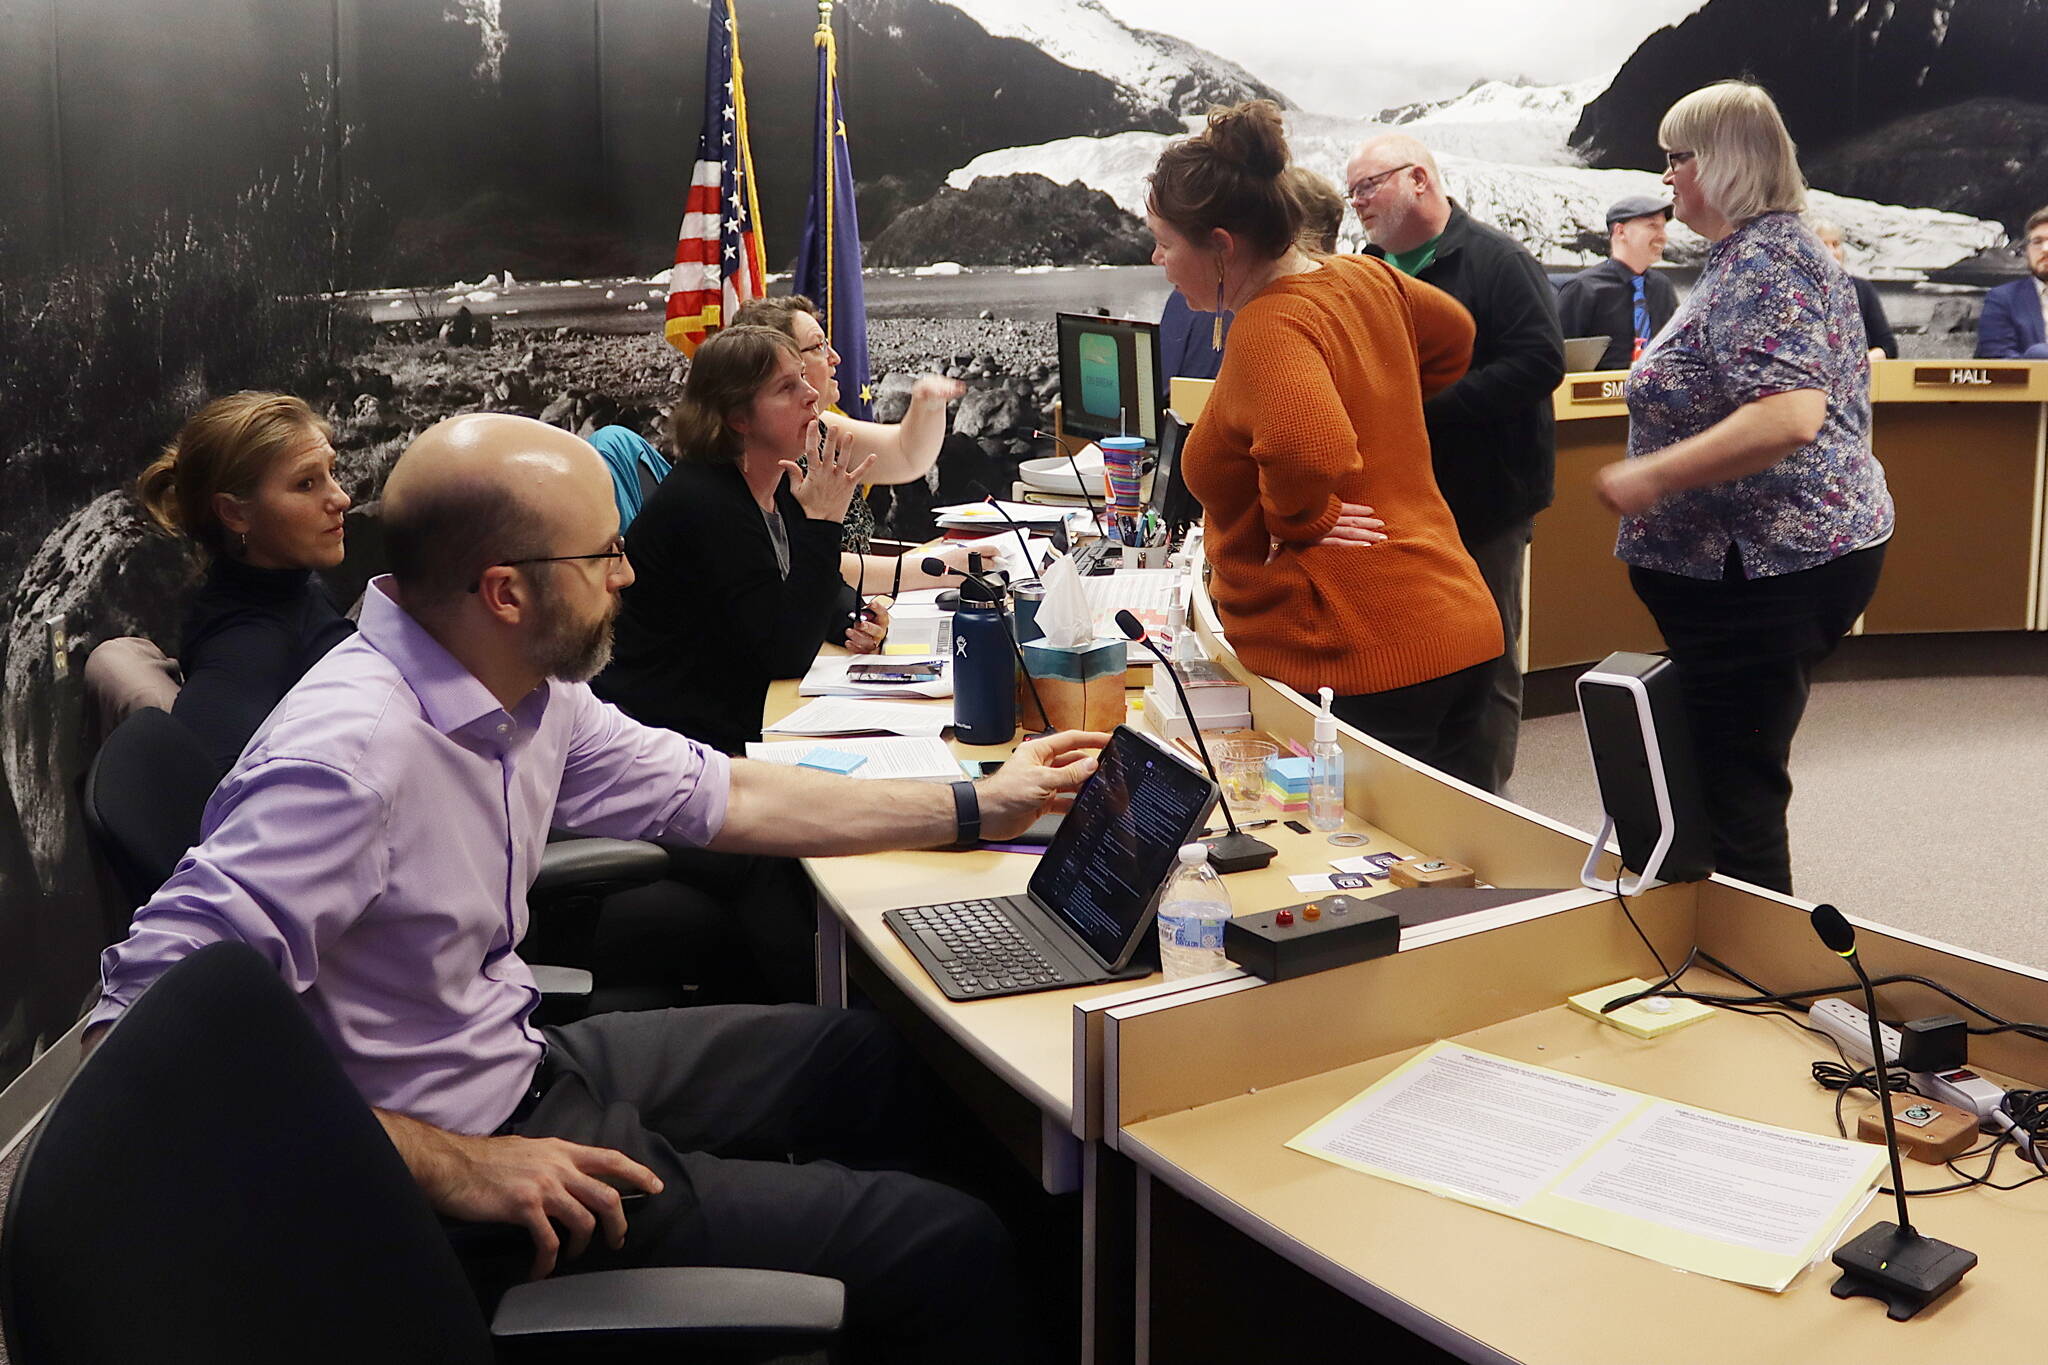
top-left (1346, 133), bottom-right (1565, 796)
top-left (1556, 195), bottom-right (1678, 372)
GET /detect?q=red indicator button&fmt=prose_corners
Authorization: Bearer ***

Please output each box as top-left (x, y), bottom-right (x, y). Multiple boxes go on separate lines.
top-left (1274, 909), bottom-right (1295, 927)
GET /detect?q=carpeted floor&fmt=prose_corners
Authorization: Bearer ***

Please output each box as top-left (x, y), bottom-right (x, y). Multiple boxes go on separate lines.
top-left (1514, 631), bottom-right (2048, 973)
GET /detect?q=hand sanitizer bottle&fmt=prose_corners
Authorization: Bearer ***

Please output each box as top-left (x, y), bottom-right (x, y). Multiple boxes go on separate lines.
top-left (1309, 686), bottom-right (1345, 831)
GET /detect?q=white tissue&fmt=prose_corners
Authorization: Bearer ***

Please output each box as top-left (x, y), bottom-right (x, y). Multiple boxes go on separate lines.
top-left (1034, 553), bottom-right (1096, 649)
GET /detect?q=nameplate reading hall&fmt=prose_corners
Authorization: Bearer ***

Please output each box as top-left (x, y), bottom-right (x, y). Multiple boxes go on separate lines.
top-left (1570, 378), bottom-right (1627, 403)
top-left (1912, 365), bottom-right (2028, 389)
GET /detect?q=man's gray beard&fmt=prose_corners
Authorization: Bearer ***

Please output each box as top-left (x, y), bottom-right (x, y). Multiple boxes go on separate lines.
top-left (528, 578), bottom-right (617, 683)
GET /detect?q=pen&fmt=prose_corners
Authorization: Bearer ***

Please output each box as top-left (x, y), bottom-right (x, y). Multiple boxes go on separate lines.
top-left (1202, 818), bottom-right (1276, 835)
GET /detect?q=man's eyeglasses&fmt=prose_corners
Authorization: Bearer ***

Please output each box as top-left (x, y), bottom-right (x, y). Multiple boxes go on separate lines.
top-left (468, 539), bottom-right (626, 592)
top-left (1346, 163), bottom-right (1415, 203)
top-left (1664, 149), bottom-right (1696, 170)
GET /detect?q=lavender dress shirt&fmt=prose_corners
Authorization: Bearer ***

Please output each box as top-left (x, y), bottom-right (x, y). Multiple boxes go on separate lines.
top-left (90, 578), bottom-right (731, 1134)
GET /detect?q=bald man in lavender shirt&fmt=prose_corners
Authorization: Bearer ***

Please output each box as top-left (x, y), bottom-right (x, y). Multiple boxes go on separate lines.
top-left (88, 414), bottom-right (1106, 1364)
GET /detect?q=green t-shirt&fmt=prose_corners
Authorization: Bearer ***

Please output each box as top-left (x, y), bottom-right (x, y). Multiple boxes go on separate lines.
top-left (1385, 235), bottom-right (1442, 277)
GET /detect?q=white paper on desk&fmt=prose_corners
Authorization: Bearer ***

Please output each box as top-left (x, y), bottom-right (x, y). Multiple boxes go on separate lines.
top-left (1287, 1042), bottom-right (1888, 1292)
top-left (1546, 1103), bottom-right (1885, 1258)
top-left (1290, 1044), bottom-right (1640, 1209)
top-left (745, 736), bottom-right (963, 782)
top-left (798, 654), bottom-right (951, 698)
top-left (932, 499), bottom-right (1068, 528)
top-left (762, 698), bottom-right (950, 739)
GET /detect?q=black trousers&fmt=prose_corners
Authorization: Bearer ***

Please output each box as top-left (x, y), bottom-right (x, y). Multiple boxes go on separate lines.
top-left (1331, 655), bottom-right (1500, 791)
top-left (1628, 542), bottom-right (1886, 895)
top-left (517, 1005), bottom-right (1039, 1364)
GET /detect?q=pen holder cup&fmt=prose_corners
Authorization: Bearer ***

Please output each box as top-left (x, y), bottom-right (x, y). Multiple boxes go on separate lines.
top-left (1021, 638), bottom-right (1127, 733)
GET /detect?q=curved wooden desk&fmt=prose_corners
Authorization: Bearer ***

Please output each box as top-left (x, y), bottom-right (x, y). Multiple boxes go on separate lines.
top-left (1108, 564), bottom-right (2048, 1363)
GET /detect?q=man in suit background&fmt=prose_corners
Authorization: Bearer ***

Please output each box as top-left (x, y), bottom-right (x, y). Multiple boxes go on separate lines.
top-left (1977, 205), bottom-right (2048, 360)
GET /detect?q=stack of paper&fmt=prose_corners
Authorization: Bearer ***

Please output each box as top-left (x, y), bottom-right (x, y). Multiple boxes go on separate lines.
top-left (932, 500), bottom-right (1068, 531)
top-left (744, 736), bottom-right (964, 783)
top-left (763, 698), bottom-right (950, 739)
top-left (798, 654), bottom-right (951, 699)
top-left (1079, 569), bottom-right (1183, 663)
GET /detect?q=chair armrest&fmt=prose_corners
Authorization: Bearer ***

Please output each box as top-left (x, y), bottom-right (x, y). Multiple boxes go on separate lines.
top-left (528, 964), bottom-right (593, 997)
top-left (531, 838), bottom-right (671, 896)
top-left (491, 1266), bottom-right (845, 1342)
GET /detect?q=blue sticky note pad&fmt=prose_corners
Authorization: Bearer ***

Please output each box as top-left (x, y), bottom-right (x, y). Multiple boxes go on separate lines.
top-left (798, 747), bottom-right (868, 775)
top-left (1266, 756), bottom-right (1315, 787)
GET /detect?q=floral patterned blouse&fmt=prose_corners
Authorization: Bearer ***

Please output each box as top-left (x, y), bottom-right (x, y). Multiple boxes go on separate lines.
top-left (1616, 211), bottom-right (1893, 580)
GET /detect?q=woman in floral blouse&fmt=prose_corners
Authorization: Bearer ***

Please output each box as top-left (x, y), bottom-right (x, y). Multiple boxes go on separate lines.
top-left (1593, 81), bottom-right (1893, 895)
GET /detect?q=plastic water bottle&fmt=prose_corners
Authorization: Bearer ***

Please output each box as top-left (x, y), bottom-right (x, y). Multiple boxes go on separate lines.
top-left (1156, 843), bottom-right (1232, 980)
top-left (1310, 685), bottom-right (1346, 831)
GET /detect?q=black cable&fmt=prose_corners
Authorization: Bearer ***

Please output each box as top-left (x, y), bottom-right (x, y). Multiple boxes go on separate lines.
top-left (1610, 877), bottom-right (1673, 979)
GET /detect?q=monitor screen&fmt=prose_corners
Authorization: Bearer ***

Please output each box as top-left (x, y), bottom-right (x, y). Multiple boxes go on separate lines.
top-left (1030, 726), bottom-right (1218, 968)
top-left (1057, 313), bottom-right (1161, 445)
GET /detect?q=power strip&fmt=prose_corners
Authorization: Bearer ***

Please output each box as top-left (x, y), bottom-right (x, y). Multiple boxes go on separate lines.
top-left (1809, 997), bottom-right (1902, 1070)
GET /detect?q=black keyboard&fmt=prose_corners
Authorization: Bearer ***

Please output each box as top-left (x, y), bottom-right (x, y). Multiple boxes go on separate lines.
top-left (892, 899), bottom-right (1071, 998)
top-left (1070, 538), bottom-right (1118, 576)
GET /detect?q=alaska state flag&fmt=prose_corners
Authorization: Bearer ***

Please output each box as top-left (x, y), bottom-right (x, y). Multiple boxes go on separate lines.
top-left (664, 0), bottom-right (765, 355)
top-left (792, 11), bottom-right (872, 420)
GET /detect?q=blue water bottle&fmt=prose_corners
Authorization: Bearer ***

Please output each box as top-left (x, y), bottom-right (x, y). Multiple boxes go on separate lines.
top-left (951, 577), bottom-right (1017, 745)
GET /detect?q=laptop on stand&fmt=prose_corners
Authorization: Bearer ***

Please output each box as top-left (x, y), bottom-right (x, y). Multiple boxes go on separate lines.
top-left (885, 726), bottom-right (1218, 1001)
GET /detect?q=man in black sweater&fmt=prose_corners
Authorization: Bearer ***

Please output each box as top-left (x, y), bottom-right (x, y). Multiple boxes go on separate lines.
top-left (1556, 195), bottom-right (1680, 372)
top-left (1347, 133), bottom-right (1566, 795)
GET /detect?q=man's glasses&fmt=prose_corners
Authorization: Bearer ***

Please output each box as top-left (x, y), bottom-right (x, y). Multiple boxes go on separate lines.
top-left (1346, 163), bottom-right (1415, 203)
top-left (468, 539), bottom-right (626, 592)
top-left (1664, 150), bottom-right (1696, 169)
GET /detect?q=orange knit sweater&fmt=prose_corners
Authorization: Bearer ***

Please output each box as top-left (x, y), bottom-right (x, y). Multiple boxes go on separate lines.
top-left (1181, 254), bottom-right (1502, 696)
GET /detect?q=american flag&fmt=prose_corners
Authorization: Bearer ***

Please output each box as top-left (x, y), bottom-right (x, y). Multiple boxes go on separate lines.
top-left (664, 0), bottom-right (765, 356)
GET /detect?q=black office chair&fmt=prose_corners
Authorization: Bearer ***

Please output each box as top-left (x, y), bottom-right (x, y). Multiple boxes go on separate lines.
top-left (77, 705), bottom-right (221, 940)
top-left (0, 941), bottom-right (843, 1364)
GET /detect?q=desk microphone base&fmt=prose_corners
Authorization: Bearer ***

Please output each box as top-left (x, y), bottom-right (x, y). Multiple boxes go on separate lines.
top-left (1203, 831), bottom-right (1276, 874)
top-left (1829, 1222), bottom-right (1976, 1320)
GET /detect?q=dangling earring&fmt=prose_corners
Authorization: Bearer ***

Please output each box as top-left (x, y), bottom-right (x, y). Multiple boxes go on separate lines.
top-left (233, 529), bottom-right (248, 556)
top-left (1213, 262), bottom-right (1226, 351)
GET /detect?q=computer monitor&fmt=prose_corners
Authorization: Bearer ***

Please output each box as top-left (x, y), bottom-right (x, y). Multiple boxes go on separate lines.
top-left (1152, 408), bottom-right (1199, 538)
top-left (1056, 313), bottom-right (1161, 446)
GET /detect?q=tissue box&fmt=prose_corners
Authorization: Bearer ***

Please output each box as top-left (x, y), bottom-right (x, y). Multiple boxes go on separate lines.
top-left (1022, 637), bottom-right (1127, 732)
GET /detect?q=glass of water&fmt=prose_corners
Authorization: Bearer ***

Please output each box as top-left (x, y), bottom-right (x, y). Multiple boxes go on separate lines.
top-left (1215, 738), bottom-right (1278, 817)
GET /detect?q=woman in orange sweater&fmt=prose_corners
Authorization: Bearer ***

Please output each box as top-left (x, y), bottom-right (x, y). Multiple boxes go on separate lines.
top-left (1148, 103), bottom-right (1504, 787)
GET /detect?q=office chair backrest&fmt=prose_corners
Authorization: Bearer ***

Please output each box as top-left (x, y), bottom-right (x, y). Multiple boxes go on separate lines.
top-left (79, 705), bottom-right (222, 919)
top-left (0, 942), bottom-right (495, 1365)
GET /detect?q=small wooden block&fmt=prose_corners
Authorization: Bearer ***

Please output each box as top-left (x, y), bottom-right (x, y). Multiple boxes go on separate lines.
top-left (1388, 857), bottom-right (1477, 889)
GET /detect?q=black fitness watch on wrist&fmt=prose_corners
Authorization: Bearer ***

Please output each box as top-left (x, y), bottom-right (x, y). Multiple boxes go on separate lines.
top-left (949, 779), bottom-right (981, 849)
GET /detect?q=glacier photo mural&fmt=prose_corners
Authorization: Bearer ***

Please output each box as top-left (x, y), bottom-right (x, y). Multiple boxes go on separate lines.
top-left (0, 0), bottom-right (2040, 1094)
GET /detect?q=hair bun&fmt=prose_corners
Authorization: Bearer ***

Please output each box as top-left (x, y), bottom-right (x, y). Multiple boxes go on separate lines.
top-left (1203, 100), bottom-right (1289, 181)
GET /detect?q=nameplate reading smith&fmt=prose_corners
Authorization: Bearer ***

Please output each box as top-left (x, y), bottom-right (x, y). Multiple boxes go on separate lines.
top-left (1570, 379), bottom-right (1627, 403)
top-left (1912, 366), bottom-right (2028, 389)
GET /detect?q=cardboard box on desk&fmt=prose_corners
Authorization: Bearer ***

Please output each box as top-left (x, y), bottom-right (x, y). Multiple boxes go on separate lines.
top-left (1021, 637), bottom-right (1127, 733)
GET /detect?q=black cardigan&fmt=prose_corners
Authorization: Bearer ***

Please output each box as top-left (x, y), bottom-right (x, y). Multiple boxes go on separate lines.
top-left (595, 460), bottom-right (856, 755)
top-left (170, 556), bottom-right (355, 773)
top-left (1372, 203), bottom-right (1567, 546)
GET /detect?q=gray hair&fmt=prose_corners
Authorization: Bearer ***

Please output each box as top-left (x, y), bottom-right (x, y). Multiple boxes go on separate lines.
top-left (1658, 81), bottom-right (1807, 225)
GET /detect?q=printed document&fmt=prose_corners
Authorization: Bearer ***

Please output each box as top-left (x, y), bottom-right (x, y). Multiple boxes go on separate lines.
top-left (1288, 1042), bottom-right (1886, 1290)
top-left (744, 736), bottom-right (963, 783)
top-left (762, 698), bottom-right (950, 739)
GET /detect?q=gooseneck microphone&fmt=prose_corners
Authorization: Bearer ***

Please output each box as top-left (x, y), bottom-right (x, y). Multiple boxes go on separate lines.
top-left (923, 557), bottom-right (1053, 736)
top-left (1809, 903), bottom-right (1975, 1320)
top-left (981, 496), bottom-right (1040, 582)
top-left (1116, 609), bottom-right (1274, 873)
